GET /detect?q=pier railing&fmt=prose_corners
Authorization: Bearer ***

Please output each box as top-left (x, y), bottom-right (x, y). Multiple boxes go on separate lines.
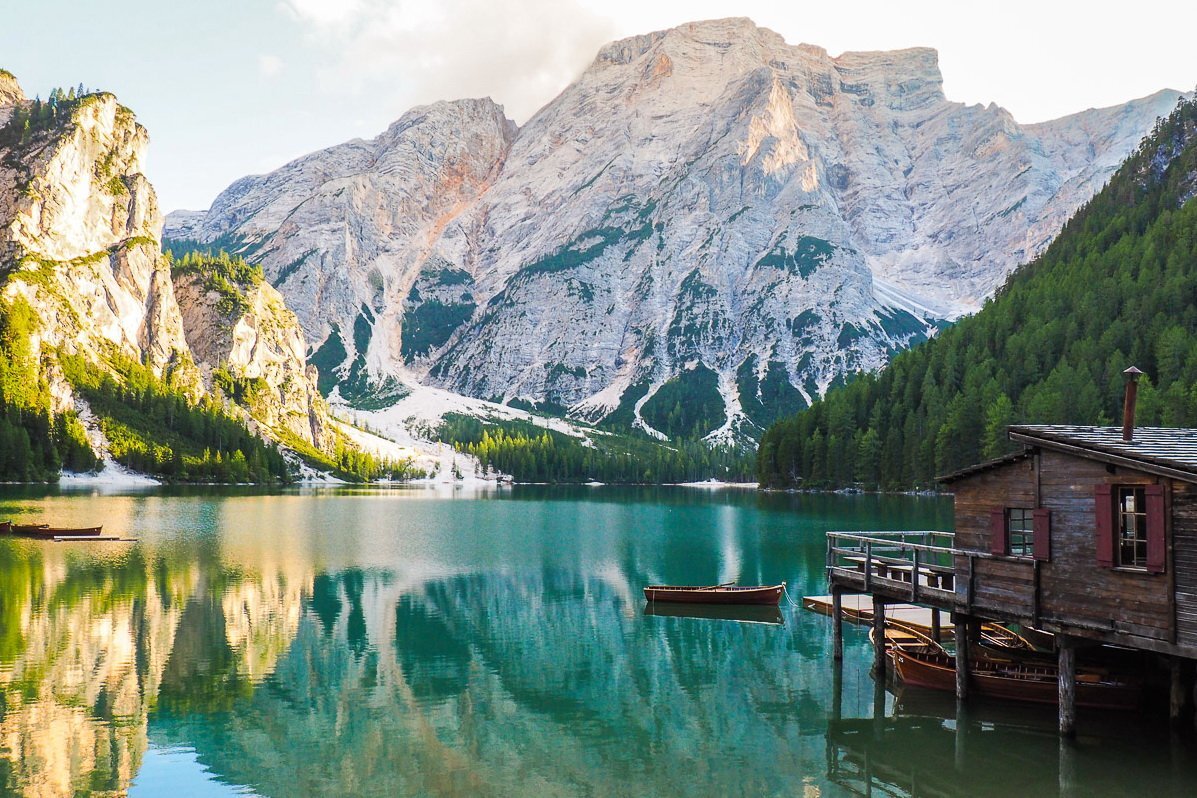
top-left (826, 531), bottom-right (960, 605)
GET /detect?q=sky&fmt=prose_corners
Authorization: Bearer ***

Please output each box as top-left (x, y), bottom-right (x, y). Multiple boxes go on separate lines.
top-left (2, 0), bottom-right (1194, 212)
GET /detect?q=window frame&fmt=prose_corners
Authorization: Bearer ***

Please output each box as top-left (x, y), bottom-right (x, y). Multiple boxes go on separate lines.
top-left (1006, 507), bottom-right (1035, 558)
top-left (1115, 485), bottom-right (1149, 570)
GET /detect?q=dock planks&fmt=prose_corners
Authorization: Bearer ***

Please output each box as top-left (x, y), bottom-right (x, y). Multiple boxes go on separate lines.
top-left (803, 594), bottom-right (951, 635)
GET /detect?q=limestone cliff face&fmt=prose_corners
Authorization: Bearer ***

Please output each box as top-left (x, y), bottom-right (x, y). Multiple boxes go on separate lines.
top-left (169, 18), bottom-right (1184, 438)
top-left (0, 71), bottom-right (340, 459)
top-left (0, 70), bottom-right (22, 127)
top-left (173, 268), bottom-right (331, 449)
top-left (0, 75), bottom-right (196, 398)
top-left (173, 98), bottom-right (517, 405)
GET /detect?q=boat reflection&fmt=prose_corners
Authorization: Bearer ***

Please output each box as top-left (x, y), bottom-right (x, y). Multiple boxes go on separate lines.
top-left (827, 680), bottom-right (1197, 797)
top-left (642, 601), bottom-right (785, 626)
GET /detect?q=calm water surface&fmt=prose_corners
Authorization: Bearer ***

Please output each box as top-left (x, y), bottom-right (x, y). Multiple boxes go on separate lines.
top-left (0, 485), bottom-right (1194, 797)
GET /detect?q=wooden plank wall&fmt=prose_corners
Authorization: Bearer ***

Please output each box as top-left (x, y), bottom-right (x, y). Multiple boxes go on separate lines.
top-left (1036, 450), bottom-right (1172, 642)
top-left (949, 450), bottom-right (1176, 643)
top-left (1172, 482), bottom-right (1197, 649)
top-left (949, 458), bottom-right (1036, 616)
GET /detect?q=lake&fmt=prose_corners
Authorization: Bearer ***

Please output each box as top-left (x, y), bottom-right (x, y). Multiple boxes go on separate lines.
top-left (1, 485), bottom-right (1195, 797)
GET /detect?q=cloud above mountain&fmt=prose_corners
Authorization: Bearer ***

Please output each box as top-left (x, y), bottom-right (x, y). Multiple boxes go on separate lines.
top-left (280, 0), bottom-right (616, 122)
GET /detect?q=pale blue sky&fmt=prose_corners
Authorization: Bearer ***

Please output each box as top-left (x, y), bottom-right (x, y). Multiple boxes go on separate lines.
top-left (3, 1), bottom-right (1194, 213)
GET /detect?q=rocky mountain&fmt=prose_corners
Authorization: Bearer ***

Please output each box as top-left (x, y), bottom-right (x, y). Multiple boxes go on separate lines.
top-left (168, 18), bottom-right (1184, 442)
top-left (172, 253), bottom-right (333, 450)
top-left (757, 94), bottom-right (1197, 488)
top-left (0, 75), bottom-right (196, 399)
top-left (0, 71), bottom-right (341, 476)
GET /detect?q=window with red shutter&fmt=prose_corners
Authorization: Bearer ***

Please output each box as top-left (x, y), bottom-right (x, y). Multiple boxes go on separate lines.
top-left (990, 508), bottom-right (1007, 556)
top-left (1095, 484), bottom-right (1114, 567)
top-left (1033, 508), bottom-right (1051, 561)
top-left (1145, 484), bottom-right (1166, 574)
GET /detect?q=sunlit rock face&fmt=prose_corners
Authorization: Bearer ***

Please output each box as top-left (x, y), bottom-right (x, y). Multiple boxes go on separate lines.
top-left (173, 271), bottom-right (332, 448)
top-left (0, 80), bottom-right (195, 388)
top-left (0, 72), bottom-right (338, 453)
top-left (169, 18), bottom-right (1182, 438)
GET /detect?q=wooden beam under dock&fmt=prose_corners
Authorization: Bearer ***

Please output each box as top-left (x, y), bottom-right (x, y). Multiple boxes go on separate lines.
top-left (954, 617), bottom-right (969, 702)
top-left (872, 597), bottom-right (887, 675)
top-left (832, 587), bottom-right (844, 662)
top-left (1058, 636), bottom-right (1077, 737)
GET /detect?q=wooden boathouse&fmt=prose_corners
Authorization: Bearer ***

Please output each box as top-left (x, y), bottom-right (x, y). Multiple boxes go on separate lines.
top-left (825, 369), bottom-right (1197, 734)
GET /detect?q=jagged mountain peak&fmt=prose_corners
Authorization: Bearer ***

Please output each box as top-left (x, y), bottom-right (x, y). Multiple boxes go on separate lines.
top-left (169, 24), bottom-right (1181, 441)
top-left (582, 18), bottom-right (944, 116)
top-left (383, 97), bottom-right (514, 137)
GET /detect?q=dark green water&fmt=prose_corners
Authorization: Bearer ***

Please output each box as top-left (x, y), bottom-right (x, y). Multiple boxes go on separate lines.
top-left (0, 485), bottom-right (1194, 797)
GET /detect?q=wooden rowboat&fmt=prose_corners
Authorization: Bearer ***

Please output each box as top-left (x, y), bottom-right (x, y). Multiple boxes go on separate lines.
top-left (8, 524), bottom-right (103, 537)
top-left (642, 583), bottom-right (785, 606)
top-left (879, 626), bottom-right (1140, 711)
top-left (7, 523), bottom-right (49, 535)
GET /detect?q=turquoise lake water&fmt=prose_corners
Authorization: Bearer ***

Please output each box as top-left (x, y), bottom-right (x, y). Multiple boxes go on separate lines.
top-left (0, 485), bottom-right (1195, 796)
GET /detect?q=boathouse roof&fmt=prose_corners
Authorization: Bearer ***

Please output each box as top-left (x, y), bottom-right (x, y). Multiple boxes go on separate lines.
top-left (936, 450), bottom-right (1034, 484)
top-left (937, 426), bottom-right (1197, 484)
top-left (1005, 425), bottom-right (1197, 482)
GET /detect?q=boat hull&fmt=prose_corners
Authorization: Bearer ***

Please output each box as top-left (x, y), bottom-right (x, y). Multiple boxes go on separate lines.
top-left (8, 524), bottom-right (103, 537)
top-left (642, 584), bottom-right (785, 606)
top-left (891, 647), bottom-right (1140, 711)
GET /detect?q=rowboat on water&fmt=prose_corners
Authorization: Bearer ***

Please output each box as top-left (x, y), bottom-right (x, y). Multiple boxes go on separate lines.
top-left (4, 522), bottom-right (103, 537)
top-left (878, 624), bottom-right (1141, 711)
top-left (642, 583), bottom-right (785, 606)
top-left (4, 521), bottom-right (49, 533)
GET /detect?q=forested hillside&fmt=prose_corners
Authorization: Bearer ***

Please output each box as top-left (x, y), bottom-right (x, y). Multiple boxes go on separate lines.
top-left (758, 95), bottom-right (1197, 489)
top-left (435, 414), bottom-right (753, 484)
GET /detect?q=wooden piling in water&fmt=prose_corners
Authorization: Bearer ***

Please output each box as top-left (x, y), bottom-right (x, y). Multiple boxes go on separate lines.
top-left (954, 616), bottom-right (969, 701)
top-left (1058, 637), bottom-right (1077, 737)
top-left (832, 587), bottom-right (843, 662)
top-left (1170, 657), bottom-right (1186, 727)
top-left (872, 597), bottom-right (887, 675)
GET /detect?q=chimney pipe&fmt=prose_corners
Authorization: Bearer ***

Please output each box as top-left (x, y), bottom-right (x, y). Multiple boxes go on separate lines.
top-left (1122, 366), bottom-right (1143, 442)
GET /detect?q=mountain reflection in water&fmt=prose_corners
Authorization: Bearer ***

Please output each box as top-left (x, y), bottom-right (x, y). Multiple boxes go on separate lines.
top-left (0, 487), bottom-right (1193, 796)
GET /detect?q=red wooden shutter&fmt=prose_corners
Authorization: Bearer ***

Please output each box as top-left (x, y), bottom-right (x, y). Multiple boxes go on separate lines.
top-left (990, 508), bottom-right (1007, 555)
top-left (1033, 508), bottom-right (1051, 561)
top-left (1146, 484), bottom-right (1166, 574)
top-left (1095, 484), bottom-right (1114, 567)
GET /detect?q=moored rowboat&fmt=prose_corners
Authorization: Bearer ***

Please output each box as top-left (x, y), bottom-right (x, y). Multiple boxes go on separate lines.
top-left (642, 583), bottom-right (785, 606)
top-left (879, 625), bottom-right (1140, 710)
top-left (5, 523), bottom-right (103, 537)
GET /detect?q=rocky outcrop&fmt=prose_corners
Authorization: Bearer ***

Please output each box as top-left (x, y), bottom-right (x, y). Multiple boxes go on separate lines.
top-left (0, 77), bottom-right (196, 395)
top-left (0, 71), bottom-right (342, 462)
top-left (0, 69), bottom-right (22, 127)
top-left (173, 265), bottom-right (332, 449)
top-left (169, 18), bottom-right (1184, 439)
